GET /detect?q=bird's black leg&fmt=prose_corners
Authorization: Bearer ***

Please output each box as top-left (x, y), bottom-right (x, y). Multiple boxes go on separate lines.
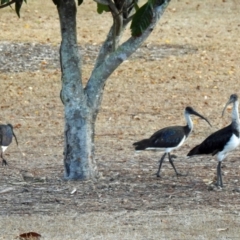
top-left (156, 153), bottom-right (167, 177)
top-left (168, 153), bottom-right (180, 176)
top-left (2, 159), bottom-right (7, 166)
top-left (1, 152), bottom-right (7, 166)
top-left (217, 161), bottom-right (223, 187)
top-left (168, 153), bottom-right (187, 177)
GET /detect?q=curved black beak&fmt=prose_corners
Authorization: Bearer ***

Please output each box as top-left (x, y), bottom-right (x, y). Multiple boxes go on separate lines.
top-left (222, 94), bottom-right (238, 117)
top-left (190, 109), bottom-right (212, 127)
top-left (12, 130), bottom-right (18, 146)
top-left (192, 111), bottom-right (212, 127)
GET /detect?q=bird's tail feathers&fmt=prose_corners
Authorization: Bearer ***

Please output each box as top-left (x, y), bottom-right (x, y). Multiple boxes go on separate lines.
top-left (133, 139), bottom-right (150, 150)
top-left (187, 145), bottom-right (200, 156)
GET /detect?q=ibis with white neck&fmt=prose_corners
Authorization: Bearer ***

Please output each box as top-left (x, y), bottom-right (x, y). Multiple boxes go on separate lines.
top-left (133, 107), bottom-right (211, 177)
top-left (0, 124), bottom-right (18, 166)
top-left (187, 94), bottom-right (240, 187)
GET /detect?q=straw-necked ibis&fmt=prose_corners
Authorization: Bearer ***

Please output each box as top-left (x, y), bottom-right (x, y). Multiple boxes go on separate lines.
top-left (187, 94), bottom-right (240, 187)
top-left (0, 124), bottom-right (18, 166)
top-left (133, 107), bottom-right (211, 177)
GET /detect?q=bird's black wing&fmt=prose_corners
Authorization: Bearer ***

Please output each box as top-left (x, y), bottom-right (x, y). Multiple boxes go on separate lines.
top-left (188, 125), bottom-right (233, 156)
top-left (147, 126), bottom-right (187, 149)
top-left (0, 126), bottom-right (3, 145)
top-left (133, 139), bottom-right (151, 150)
top-left (0, 125), bottom-right (13, 146)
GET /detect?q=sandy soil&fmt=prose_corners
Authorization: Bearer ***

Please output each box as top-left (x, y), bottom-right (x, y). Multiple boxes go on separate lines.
top-left (0, 0), bottom-right (240, 239)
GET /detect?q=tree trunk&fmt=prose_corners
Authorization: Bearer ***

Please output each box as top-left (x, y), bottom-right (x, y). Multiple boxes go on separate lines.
top-left (57, 0), bottom-right (99, 180)
top-left (64, 107), bottom-right (98, 180)
top-left (56, 0), bottom-right (170, 180)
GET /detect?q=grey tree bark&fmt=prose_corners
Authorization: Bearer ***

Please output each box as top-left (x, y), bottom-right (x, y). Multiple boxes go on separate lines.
top-left (57, 0), bottom-right (171, 180)
top-left (57, 0), bottom-right (98, 179)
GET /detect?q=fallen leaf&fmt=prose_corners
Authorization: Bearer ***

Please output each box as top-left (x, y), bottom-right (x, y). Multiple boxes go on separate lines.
top-left (19, 232), bottom-right (41, 240)
top-left (133, 115), bottom-right (141, 120)
top-left (217, 228), bottom-right (229, 232)
top-left (71, 188), bottom-right (77, 194)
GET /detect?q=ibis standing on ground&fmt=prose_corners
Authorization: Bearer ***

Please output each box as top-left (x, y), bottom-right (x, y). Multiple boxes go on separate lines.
top-left (187, 94), bottom-right (240, 187)
top-left (0, 124), bottom-right (18, 166)
top-left (133, 107), bottom-right (211, 177)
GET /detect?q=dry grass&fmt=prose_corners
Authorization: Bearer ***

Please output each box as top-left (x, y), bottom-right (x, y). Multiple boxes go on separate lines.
top-left (1, 209), bottom-right (240, 239)
top-left (0, 0), bottom-right (112, 45)
top-left (0, 0), bottom-right (240, 239)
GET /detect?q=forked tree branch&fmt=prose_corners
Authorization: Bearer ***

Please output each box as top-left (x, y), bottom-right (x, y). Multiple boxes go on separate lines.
top-left (107, 0), bottom-right (123, 51)
top-left (93, 17), bottom-right (129, 70)
top-left (85, 0), bottom-right (171, 110)
top-left (93, 0), bottom-right (136, 71)
top-left (93, 26), bottom-right (114, 70)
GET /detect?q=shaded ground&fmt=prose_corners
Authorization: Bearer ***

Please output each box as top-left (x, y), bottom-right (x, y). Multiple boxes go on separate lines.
top-left (0, 42), bottom-right (197, 72)
top-left (0, 0), bottom-right (240, 239)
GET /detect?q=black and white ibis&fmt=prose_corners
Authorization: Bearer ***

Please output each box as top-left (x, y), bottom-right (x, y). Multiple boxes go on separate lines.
top-left (0, 124), bottom-right (18, 166)
top-left (133, 107), bottom-right (211, 177)
top-left (187, 94), bottom-right (240, 187)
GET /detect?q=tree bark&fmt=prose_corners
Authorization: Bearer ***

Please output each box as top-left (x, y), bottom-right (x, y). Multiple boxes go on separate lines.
top-left (56, 0), bottom-right (170, 180)
top-left (64, 110), bottom-right (98, 180)
top-left (57, 0), bottom-right (99, 179)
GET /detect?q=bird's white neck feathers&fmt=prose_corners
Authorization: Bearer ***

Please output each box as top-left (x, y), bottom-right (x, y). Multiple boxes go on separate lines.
top-left (232, 100), bottom-right (240, 131)
top-left (184, 111), bottom-right (193, 131)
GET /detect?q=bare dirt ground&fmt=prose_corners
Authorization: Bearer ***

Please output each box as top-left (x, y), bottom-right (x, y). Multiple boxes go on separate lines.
top-left (0, 0), bottom-right (240, 239)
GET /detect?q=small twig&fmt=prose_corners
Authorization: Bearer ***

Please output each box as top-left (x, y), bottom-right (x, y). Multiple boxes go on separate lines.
top-left (107, 0), bottom-right (123, 51)
top-left (0, 0), bottom-right (16, 9)
top-left (93, 0), bottom-right (109, 4)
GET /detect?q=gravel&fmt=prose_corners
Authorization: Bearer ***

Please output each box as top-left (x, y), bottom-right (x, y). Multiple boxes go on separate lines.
top-left (0, 41), bottom-right (197, 73)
